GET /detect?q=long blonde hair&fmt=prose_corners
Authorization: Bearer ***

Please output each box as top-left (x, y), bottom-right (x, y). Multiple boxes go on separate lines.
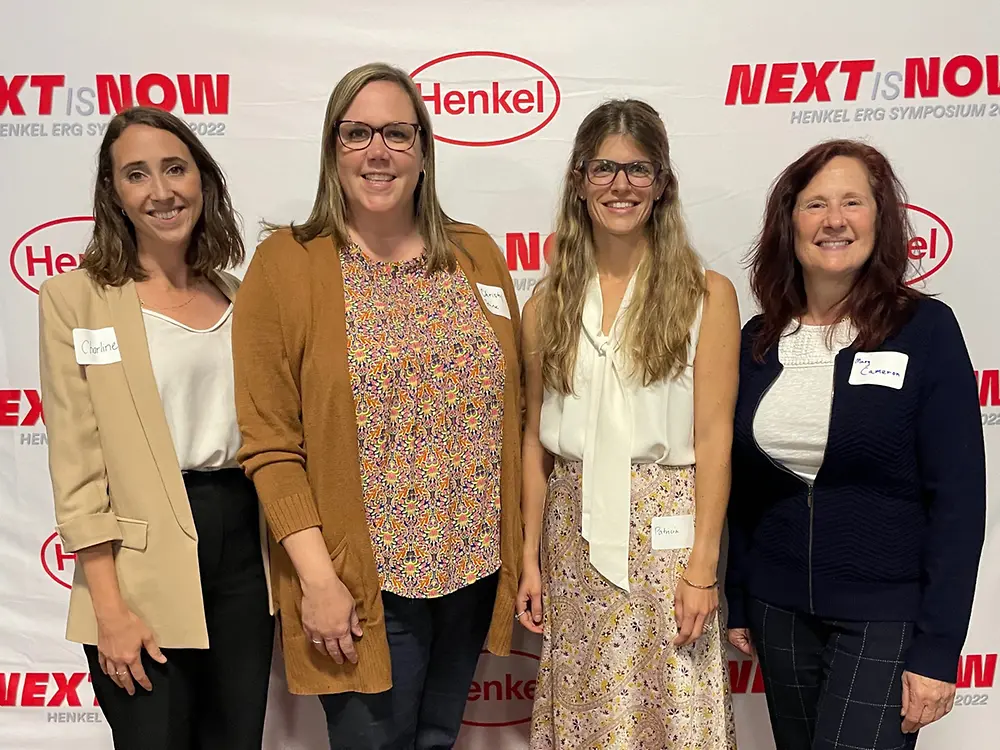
top-left (264, 62), bottom-right (458, 273)
top-left (537, 99), bottom-right (706, 394)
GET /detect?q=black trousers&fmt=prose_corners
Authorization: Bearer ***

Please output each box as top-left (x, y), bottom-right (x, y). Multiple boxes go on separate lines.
top-left (85, 468), bottom-right (274, 750)
top-left (747, 596), bottom-right (919, 750)
top-left (320, 571), bottom-right (498, 750)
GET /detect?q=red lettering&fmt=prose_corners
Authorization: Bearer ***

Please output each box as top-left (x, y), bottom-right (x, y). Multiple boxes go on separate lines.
top-left (506, 233), bottom-right (540, 271)
top-left (31, 75), bottom-right (65, 115)
top-left (443, 90), bottom-right (465, 115)
top-left (536, 80), bottom-right (544, 113)
top-left (55, 253), bottom-right (78, 274)
top-left (905, 57), bottom-right (940, 98)
top-left (976, 370), bottom-right (1000, 408)
top-left (97, 74), bottom-right (134, 115)
top-left (956, 654), bottom-right (997, 689)
top-left (764, 63), bottom-right (798, 104)
top-left (467, 680), bottom-right (481, 701)
top-left (942, 55), bottom-right (983, 98)
top-left (839, 59), bottom-right (876, 101)
top-left (21, 673), bottom-right (47, 707)
top-left (989, 56), bottom-right (1000, 95)
top-left (136, 73), bottom-right (178, 111)
top-left (793, 61), bottom-right (838, 103)
top-left (468, 89), bottom-right (489, 114)
top-left (48, 673), bottom-right (85, 708)
top-left (505, 673), bottom-right (524, 700)
top-left (22, 388), bottom-right (44, 427)
top-left (0, 673), bottom-right (20, 706)
top-left (0, 391), bottom-right (18, 427)
top-left (25, 244), bottom-right (54, 277)
top-left (492, 82), bottom-right (513, 114)
top-left (177, 74), bottom-right (229, 115)
top-left (54, 541), bottom-right (75, 572)
top-left (483, 679), bottom-right (502, 700)
top-left (525, 678), bottom-right (536, 700)
top-left (907, 228), bottom-right (938, 261)
top-left (728, 660), bottom-right (765, 693)
top-left (512, 89), bottom-right (533, 114)
top-left (418, 82), bottom-right (442, 115)
top-left (725, 64), bottom-right (766, 105)
top-left (0, 75), bottom-right (28, 115)
top-left (22, 244), bottom-right (81, 278)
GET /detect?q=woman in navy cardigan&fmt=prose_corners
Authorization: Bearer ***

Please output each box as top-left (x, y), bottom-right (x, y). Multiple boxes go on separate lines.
top-left (725, 139), bottom-right (986, 749)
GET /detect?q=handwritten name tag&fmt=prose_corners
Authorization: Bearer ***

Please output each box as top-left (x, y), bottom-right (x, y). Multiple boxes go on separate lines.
top-left (849, 351), bottom-right (908, 390)
top-left (73, 327), bottom-right (121, 365)
top-left (652, 515), bottom-right (695, 551)
top-left (476, 284), bottom-right (511, 319)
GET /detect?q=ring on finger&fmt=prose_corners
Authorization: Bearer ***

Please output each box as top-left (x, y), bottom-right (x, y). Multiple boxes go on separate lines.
top-left (514, 610), bottom-right (526, 620)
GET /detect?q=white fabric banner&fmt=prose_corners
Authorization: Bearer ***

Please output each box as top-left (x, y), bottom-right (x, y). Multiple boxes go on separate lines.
top-left (1, 1), bottom-right (996, 747)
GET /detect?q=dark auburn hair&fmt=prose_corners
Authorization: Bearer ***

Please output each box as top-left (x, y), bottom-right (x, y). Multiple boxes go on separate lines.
top-left (80, 106), bottom-right (244, 286)
top-left (746, 138), bottom-right (923, 361)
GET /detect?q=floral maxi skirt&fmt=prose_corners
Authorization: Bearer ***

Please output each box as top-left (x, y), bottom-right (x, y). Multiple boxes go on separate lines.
top-left (529, 459), bottom-right (737, 750)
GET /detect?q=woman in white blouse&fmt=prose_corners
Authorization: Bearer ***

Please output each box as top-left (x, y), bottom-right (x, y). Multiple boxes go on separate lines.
top-left (38, 106), bottom-right (273, 750)
top-left (517, 99), bottom-right (741, 748)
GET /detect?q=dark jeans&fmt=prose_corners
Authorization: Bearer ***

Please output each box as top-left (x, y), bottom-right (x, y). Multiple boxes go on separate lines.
top-left (85, 469), bottom-right (274, 750)
top-left (747, 596), bottom-right (919, 750)
top-left (320, 571), bottom-right (499, 750)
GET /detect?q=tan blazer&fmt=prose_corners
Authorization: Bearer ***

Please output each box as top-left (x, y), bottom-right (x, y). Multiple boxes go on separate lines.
top-left (38, 268), bottom-right (274, 650)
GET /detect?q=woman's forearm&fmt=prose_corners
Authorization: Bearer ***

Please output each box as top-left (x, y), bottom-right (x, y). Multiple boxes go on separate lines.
top-left (522, 438), bottom-right (553, 566)
top-left (281, 526), bottom-right (339, 592)
top-left (76, 543), bottom-right (128, 622)
top-left (689, 434), bottom-right (732, 580)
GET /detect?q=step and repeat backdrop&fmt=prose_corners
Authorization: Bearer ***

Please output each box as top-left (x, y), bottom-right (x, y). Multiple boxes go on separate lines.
top-left (2, 1), bottom-right (998, 747)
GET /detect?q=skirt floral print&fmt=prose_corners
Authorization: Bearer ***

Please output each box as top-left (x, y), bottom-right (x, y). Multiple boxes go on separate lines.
top-left (529, 459), bottom-right (737, 749)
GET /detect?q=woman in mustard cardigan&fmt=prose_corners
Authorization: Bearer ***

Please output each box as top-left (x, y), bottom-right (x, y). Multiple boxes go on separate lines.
top-left (232, 62), bottom-right (523, 749)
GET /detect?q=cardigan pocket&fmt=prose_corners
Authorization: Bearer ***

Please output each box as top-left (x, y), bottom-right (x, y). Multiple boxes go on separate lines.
top-left (330, 537), bottom-right (368, 621)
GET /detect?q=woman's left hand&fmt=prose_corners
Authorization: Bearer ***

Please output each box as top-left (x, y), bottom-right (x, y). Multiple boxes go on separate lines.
top-left (901, 670), bottom-right (956, 733)
top-left (673, 569), bottom-right (719, 646)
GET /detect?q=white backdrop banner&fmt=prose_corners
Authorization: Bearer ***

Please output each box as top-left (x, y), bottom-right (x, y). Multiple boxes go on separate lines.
top-left (1, 1), bottom-right (997, 748)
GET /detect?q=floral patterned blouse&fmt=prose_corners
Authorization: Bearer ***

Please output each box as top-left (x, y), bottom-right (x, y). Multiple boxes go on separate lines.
top-left (341, 242), bottom-right (505, 598)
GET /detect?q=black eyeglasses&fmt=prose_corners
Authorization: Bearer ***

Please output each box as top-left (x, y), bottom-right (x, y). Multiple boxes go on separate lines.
top-left (335, 120), bottom-right (421, 151)
top-left (581, 159), bottom-right (660, 187)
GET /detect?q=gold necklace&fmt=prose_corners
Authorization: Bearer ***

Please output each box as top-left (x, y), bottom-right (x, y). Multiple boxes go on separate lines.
top-left (137, 281), bottom-right (199, 310)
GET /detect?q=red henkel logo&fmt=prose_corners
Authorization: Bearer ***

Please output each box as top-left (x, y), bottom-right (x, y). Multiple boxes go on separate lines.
top-left (0, 672), bottom-right (96, 707)
top-left (0, 74), bottom-right (229, 116)
top-left (411, 52), bottom-right (561, 147)
top-left (729, 659), bottom-right (766, 694)
top-left (10, 216), bottom-right (94, 294)
top-left (0, 389), bottom-right (44, 427)
top-left (463, 649), bottom-right (539, 727)
top-left (904, 205), bottom-right (952, 285)
top-left (506, 232), bottom-right (555, 271)
top-left (41, 532), bottom-right (74, 590)
top-left (726, 56), bottom-right (1000, 105)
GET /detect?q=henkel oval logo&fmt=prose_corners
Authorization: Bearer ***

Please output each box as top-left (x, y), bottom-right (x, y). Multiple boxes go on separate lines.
top-left (463, 648), bottom-right (540, 727)
top-left (10, 216), bottom-right (93, 294)
top-left (411, 51), bottom-right (561, 147)
top-left (905, 204), bottom-right (953, 286)
top-left (41, 532), bottom-right (75, 590)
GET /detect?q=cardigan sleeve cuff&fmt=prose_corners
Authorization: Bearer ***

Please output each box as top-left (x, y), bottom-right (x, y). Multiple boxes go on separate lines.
top-left (904, 634), bottom-right (962, 684)
top-left (249, 461), bottom-right (323, 541)
top-left (57, 512), bottom-right (124, 552)
top-left (724, 585), bottom-right (748, 629)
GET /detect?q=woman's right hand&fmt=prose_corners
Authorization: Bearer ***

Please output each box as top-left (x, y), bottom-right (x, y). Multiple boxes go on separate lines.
top-left (300, 574), bottom-right (364, 665)
top-left (727, 627), bottom-right (755, 657)
top-left (96, 608), bottom-right (167, 695)
top-left (516, 559), bottom-right (544, 634)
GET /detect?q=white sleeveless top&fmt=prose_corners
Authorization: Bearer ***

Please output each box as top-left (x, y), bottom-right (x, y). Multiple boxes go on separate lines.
top-left (539, 271), bottom-right (704, 592)
top-left (142, 305), bottom-right (241, 471)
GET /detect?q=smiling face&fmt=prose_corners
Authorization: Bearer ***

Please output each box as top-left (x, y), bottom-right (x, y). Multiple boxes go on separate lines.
top-left (793, 155), bottom-right (877, 286)
top-left (110, 124), bottom-right (203, 252)
top-left (335, 80), bottom-right (424, 223)
top-left (579, 134), bottom-right (664, 245)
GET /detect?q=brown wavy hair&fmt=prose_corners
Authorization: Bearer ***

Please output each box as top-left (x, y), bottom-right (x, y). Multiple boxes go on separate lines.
top-left (80, 106), bottom-right (244, 286)
top-left (263, 62), bottom-right (459, 273)
top-left (536, 99), bottom-right (706, 394)
top-left (747, 139), bottom-right (923, 361)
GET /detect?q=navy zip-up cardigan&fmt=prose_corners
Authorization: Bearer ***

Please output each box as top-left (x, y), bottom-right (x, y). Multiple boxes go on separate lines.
top-left (725, 297), bottom-right (986, 683)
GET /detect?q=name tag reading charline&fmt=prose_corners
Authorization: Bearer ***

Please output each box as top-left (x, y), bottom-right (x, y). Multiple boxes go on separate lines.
top-left (652, 514), bottom-right (695, 551)
top-left (73, 327), bottom-right (121, 365)
top-left (476, 283), bottom-right (511, 319)
top-left (848, 352), bottom-right (909, 390)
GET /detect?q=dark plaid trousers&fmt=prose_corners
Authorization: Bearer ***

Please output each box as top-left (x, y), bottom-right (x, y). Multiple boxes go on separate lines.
top-left (747, 596), bottom-right (919, 750)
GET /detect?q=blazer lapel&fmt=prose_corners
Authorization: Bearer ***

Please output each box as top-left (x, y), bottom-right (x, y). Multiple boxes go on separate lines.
top-left (104, 281), bottom-right (197, 540)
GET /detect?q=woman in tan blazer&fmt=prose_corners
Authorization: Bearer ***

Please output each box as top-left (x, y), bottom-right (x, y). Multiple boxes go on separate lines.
top-left (232, 62), bottom-right (523, 749)
top-left (38, 106), bottom-right (274, 750)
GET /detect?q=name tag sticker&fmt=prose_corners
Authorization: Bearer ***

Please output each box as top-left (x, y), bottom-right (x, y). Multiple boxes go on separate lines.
top-left (849, 351), bottom-right (908, 390)
top-left (652, 514), bottom-right (695, 551)
top-left (476, 283), bottom-right (511, 320)
top-left (73, 327), bottom-right (121, 365)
